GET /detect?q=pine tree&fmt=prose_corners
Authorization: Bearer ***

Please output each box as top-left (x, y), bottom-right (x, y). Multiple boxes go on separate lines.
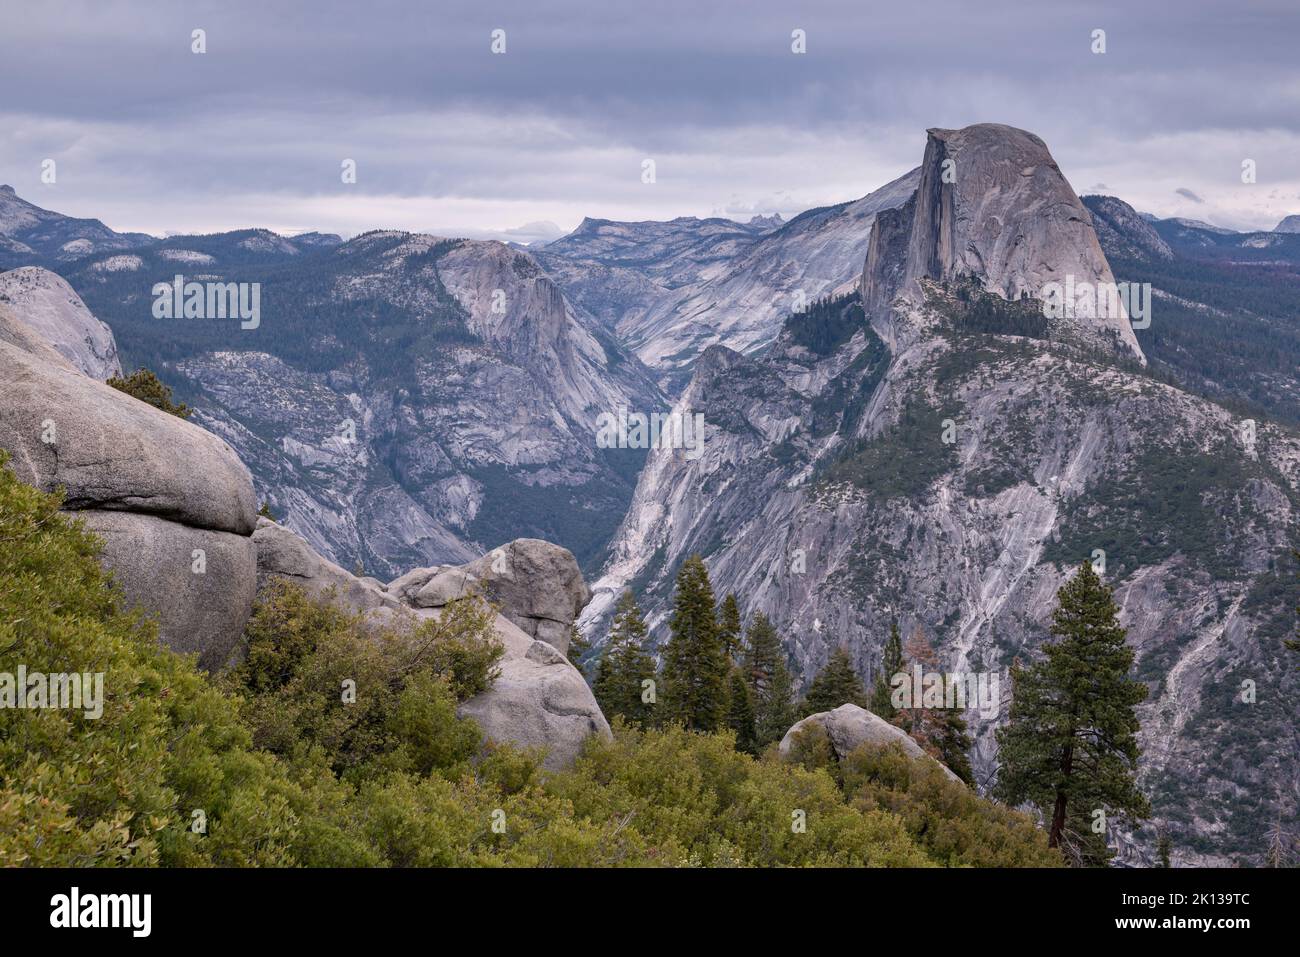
top-left (802, 645), bottom-right (868, 715)
top-left (1156, 826), bottom-right (1172, 868)
top-left (567, 624), bottom-right (592, 677)
top-left (661, 556), bottom-right (728, 732)
top-left (106, 367), bottom-right (192, 419)
top-left (718, 593), bottom-right (743, 663)
top-left (869, 620), bottom-right (904, 718)
top-left (726, 666), bottom-right (757, 754)
top-left (995, 561), bottom-right (1150, 858)
top-left (593, 591), bottom-right (656, 727)
top-left (744, 612), bottom-right (796, 747)
top-left (891, 628), bottom-right (975, 786)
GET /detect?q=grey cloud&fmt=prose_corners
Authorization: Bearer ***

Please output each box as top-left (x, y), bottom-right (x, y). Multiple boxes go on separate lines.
top-left (2, 0), bottom-right (1297, 236)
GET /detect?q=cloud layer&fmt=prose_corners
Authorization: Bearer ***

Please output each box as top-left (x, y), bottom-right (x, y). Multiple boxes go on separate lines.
top-left (3, 0), bottom-right (1297, 238)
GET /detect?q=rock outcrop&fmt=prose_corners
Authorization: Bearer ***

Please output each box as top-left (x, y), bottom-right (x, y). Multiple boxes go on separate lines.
top-left (395, 538), bottom-right (590, 654)
top-left (0, 266), bottom-right (122, 379)
top-left (863, 124), bottom-right (1144, 361)
top-left (0, 321), bottom-right (257, 670)
top-left (1273, 214), bottom-right (1300, 233)
top-left (583, 123), bottom-right (1300, 865)
top-left (253, 520), bottom-right (610, 769)
top-left (779, 704), bottom-right (963, 784)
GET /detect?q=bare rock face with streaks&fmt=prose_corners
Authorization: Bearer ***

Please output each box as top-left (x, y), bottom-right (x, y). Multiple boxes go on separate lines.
top-left (584, 123), bottom-right (1300, 865)
top-left (0, 266), bottom-right (121, 379)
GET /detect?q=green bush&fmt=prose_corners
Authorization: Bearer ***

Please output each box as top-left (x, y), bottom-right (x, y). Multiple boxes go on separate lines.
top-left (0, 455), bottom-right (1060, 867)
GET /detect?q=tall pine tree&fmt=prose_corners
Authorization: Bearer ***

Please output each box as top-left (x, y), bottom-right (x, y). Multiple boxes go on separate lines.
top-left (890, 628), bottom-right (974, 786)
top-left (801, 645), bottom-right (868, 715)
top-left (995, 561), bottom-right (1150, 859)
top-left (718, 593), bottom-right (743, 663)
top-left (869, 620), bottom-right (904, 718)
top-left (743, 612), bottom-right (795, 747)
top-left (726, 666), bottom-right (758, 754)
top-left (593, 590), bottom-right (656, 728)
top-left (661, 556), bottom-right (728, 732)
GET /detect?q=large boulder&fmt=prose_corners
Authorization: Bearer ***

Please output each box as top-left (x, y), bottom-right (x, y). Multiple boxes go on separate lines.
top-left (402, 538), bottom-right (591, 655)
top-left (253, 521), bottom-right (610, 770)
top-left (0, 339), bottom-right (255, 533)
top-left (82, 511), bottom-right (256, 670)
top-left (253, 517), bottom-right (402, 616)
top-left (0, 330), bottom-right (258, 668)
top-left (779, 704), bottom-right (963, 784)
top-left (459, 615), bottom-right (611, 771)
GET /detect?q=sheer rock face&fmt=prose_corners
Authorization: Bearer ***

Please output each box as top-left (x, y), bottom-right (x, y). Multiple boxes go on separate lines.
top-left (0, 323), bottom-right (258, 670)
top-left (94, 232), bottom-right (668, 581)
top-left (779, 704), bottom-right (962, 784)
top-left (0, 266), bottom-right (121, 379)
top-left (864, 124), bottom-right (1144, 362)
top-left (540, 168), bottom-right (920, 390)
top-left (253, 521), bottom-right (610, 769)
top-left (584, 123), bottom-right (1299, 865)
top-left (1273, 214), bottom-right (1300, 233)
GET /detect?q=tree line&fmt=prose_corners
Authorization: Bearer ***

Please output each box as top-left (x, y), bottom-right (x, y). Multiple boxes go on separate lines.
top-left (585, 553), bottom-right (1156, 866)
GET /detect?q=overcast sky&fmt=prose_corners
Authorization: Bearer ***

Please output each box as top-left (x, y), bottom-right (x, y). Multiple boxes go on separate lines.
top-left (2, 0), bottom-right (1298, 241)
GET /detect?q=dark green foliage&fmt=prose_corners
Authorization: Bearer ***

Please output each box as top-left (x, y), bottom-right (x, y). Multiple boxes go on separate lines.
top-left (743, 612), bottom-right (796, 747)
top-left (566, 625), bottom-right (592, 676)
top-left (593, 591), bottom-right (656, 728)
top-left (718, 593), bottom-right (743, 662)
top-left (257, 501), bottom-right (276, 520)
top-left (106, 367), bottom-right (192, 419)
top-left (783, 291), bottom-right (865, 356)
top-left (890, 628), bottom-right (974, 786)
top-left (784, 727), bottom-right (1062, 867)
top-left (819, 395), bottom-right (958, 499)
top-left (726, 667), bottom-right (758, 754)
top-left (1042, 440), bottom-right (1256, 581)
top-left (661, 556), bottom-right (729, 732)
top-left (870, 621), bottom-right (904, 719)
top-left (802, 646), bottom-right (868, 716)
top-left (995, 562), bottom-right (1150, 863)
top-left (223, 581), bottom-right (502, 781)
top-left (1110, 252), bottom-right (1300, 425)
top-left (932, 275), bottom-right (1050, 339)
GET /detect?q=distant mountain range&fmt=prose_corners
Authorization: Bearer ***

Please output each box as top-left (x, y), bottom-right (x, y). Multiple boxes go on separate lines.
top-left (2, 127), bottom-right (1297, 865)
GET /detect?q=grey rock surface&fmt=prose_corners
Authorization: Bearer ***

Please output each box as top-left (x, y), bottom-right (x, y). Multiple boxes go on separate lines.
top-left (779, 704), bottom-right (963, 783)
top-left (253, 521), bottom-right (610, 769)
top-left (864, 124), bottom-right (1144, 361)
top-left (79, 509), bottom-right (256, 671)
top-left (0, 338), bottom-right (256, 535)
top-left (0, 266), bottom-right (121, 378)
top-left (408, 538), bottom-right (591, 654)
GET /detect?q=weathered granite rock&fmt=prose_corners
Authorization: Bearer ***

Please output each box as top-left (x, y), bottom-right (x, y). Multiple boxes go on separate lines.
top-left (0, 330), bottom-right (259, 669)
top-left (81, 510), bottom-right (256, 671)
top-left (253, 521), bottom-right (610, 769)
top-left (779, 704), bottom-right (963, 784)
top-left (407, 538), bottom-right (591, 654)
top-left (863, 123), bottom-right (1144, 361)
top-left (459, 615), bottom-right (612, 771)
top-left (0, 339), bottom-right (256, 534)
top-left (253, 517), bottom-right (402, 616)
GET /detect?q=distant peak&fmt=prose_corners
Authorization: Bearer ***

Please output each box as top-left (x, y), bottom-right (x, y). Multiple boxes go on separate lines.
top-left (0, 184), bottom-right (15, 195)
